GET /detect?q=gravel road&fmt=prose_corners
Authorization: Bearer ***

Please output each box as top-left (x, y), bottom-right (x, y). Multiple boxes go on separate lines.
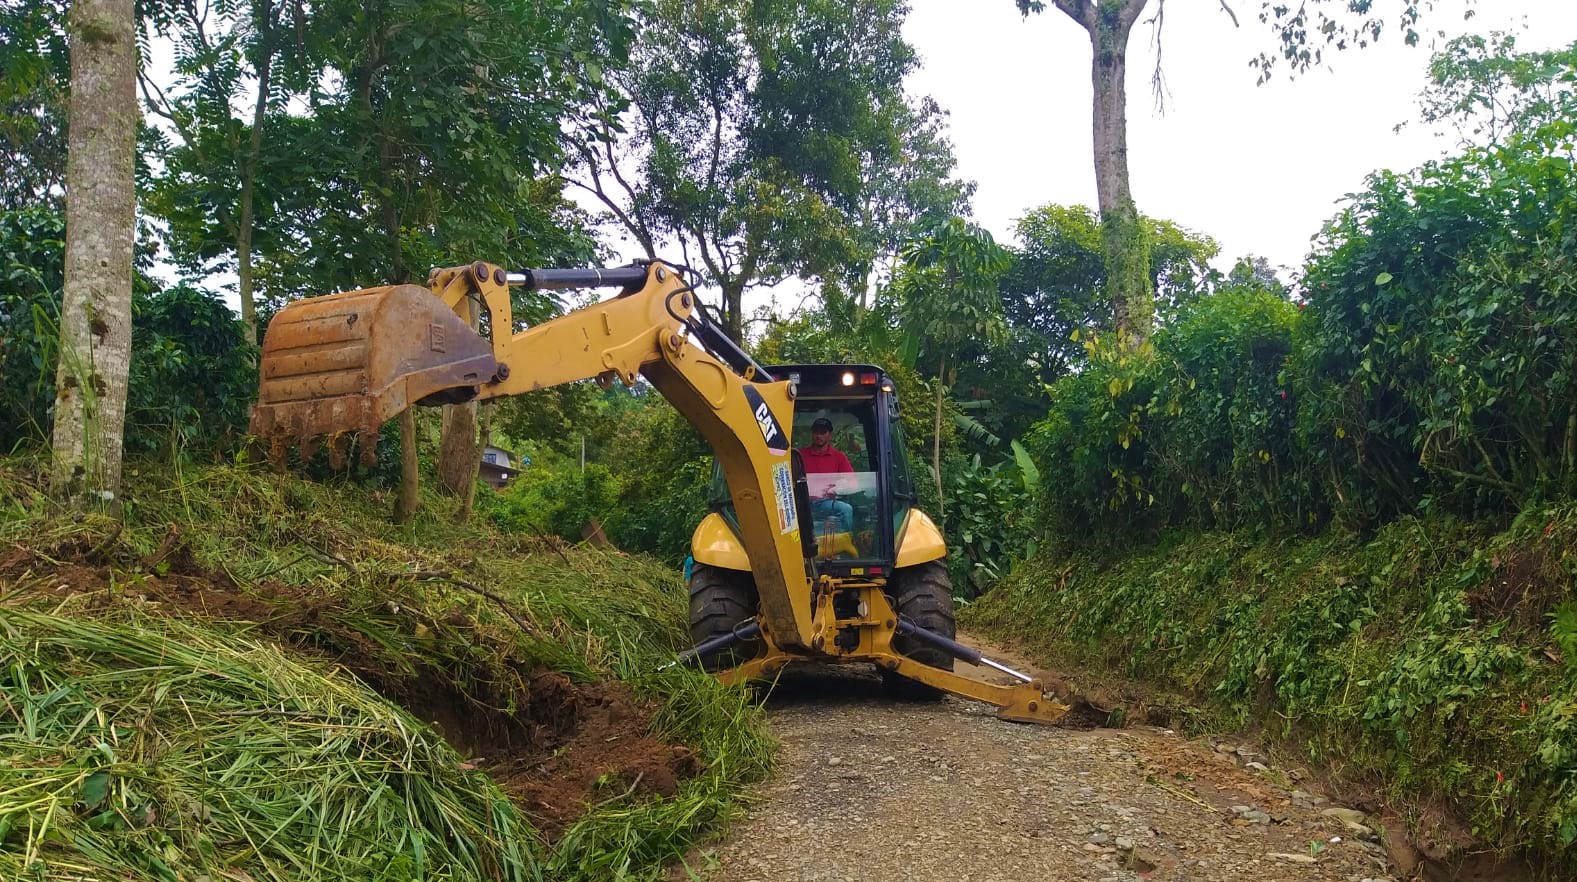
top-left (699, 637), bottom-right (1397, 882)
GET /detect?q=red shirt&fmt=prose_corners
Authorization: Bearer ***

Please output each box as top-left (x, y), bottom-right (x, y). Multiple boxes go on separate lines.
top-left (800, 444), bottom-right (854, 474)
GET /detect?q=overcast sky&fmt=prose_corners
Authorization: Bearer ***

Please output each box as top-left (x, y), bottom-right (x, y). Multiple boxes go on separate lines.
top-left (902, 0), bottom-right (1577, 282)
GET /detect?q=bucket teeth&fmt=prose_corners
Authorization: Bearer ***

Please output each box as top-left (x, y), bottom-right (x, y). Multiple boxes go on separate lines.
top-left (299, 432), bottom-right (322, 463)
top-left (326, 432), bottom-right (350, 471)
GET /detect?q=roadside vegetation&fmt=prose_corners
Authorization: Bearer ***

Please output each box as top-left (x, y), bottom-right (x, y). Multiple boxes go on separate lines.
top-left (0, 457), bottom-right (770, 881)
top-left (966, 34), bottom-right (1577, 873)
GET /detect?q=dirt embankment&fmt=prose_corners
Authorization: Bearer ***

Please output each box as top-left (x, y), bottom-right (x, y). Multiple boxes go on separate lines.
top-left (1, 544), bottom-right (694, 838)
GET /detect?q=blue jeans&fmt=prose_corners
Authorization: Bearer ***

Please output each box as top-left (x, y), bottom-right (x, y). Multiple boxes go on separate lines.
top-left (811, 497), bottom-right (853, 534)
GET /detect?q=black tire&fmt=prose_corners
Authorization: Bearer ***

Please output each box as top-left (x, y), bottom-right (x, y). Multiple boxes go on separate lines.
top-left (687, 563), bottom-right (762, 672)
top-left (881, 559), bottom-right (956, 700)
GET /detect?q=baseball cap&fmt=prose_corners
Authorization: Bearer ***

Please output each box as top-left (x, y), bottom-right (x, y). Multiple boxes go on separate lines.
top-left (811, 417), bottom-right (833, 432)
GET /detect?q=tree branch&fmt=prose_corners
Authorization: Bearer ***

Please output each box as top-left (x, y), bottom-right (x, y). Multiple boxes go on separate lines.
top-left (1146, 0), bottom-right (1172, 112)
top-left (599, 120), bottom-right (646, 226)
top-left (693, 233), bottom-right (725, 290)
top-left (1217, 0), bottom-right (1240, 28)
top-left (568, 134), bottom-right (654, 257)
top-left (1049, 0), bottom-right (1095, 30)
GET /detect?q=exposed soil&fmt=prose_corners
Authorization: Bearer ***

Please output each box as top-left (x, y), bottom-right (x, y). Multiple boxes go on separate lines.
top-left (0, 542), bottom-right (694, 838)
top-left (1466, 546), bottom-right (1560, 632)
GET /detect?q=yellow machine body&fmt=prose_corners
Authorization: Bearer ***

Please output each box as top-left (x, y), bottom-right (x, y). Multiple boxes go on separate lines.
top-left (253, 260), bottom-right (1068, 724)
top-left (692, 509), bottom-right (948, 571)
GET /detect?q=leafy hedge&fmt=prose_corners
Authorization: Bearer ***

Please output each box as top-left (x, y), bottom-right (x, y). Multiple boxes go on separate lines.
top-left (1028, 285), bottom-right (1305, 539)
top-left (1, 208), bottom-right (256, 459)
top-left (1029, 123), bottom-right (1577, 540)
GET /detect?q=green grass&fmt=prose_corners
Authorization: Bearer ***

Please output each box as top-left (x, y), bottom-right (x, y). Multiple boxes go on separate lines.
top-left (966, 507), bottom-right (1577, 871)
top-left (0, 609), bottom-right (537, 882)
top-left (0, 455), bottom-right (772, 881)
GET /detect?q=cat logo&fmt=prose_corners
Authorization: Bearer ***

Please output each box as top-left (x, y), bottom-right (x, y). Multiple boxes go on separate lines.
top-left (743, 386), bottom-right (789, 455)
top-left (756, 403), bottom-right (778, 442)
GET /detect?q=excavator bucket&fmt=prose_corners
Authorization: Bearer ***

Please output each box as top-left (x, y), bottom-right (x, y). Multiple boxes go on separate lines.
top-left (250, 283), bottom-right (499, 463)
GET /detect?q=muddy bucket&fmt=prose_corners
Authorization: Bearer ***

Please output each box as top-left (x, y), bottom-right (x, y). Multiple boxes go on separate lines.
top-left (250, 283), bottom-right (499, 459)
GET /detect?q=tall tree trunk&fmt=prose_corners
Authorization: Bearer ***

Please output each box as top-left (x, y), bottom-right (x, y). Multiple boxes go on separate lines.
top-left (1085, 1), bottom-right (1153, 349)
top-left (51, 0), bottom-right (136, 509)
top-left (437, 294), bottom-right (480, 521)
top-left (932, 353), bottom-right (946, 518)
top-left (235, 0), bottom-right (276, 349)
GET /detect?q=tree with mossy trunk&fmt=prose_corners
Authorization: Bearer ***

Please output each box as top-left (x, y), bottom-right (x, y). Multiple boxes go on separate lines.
top-left (1014, 0), bottom-right (1442, 348)
top-left (51, 0), bottom-right (136, 509)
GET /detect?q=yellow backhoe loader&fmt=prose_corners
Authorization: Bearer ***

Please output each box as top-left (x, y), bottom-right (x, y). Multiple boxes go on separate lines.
top-left (251, 259), bottom-right (1068, 723)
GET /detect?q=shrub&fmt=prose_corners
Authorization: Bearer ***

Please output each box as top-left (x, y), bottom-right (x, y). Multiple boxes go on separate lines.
top-left (126, 284), bottom-right (257, 459)
top-left (1153, 288), bottom-right (1311, 529)
top-left (1027, 286), bottom-right (1306, 540)
top-left (1295, 124), bottom-right (1577, 526)
top-left (0, 208), bottom-right (65, 450)
top-left (942, 445), bottom-right (1039, 597)
top-left (1, 209), bottom-right (257, 460)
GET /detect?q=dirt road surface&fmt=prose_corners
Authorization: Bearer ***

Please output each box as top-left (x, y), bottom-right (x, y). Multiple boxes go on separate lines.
top-left (700, 636), bottom-right (1396, 882)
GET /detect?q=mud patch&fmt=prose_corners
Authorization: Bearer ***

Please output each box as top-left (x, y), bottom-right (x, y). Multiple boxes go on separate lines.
top-left (1, 546), bottom-right (699, 840)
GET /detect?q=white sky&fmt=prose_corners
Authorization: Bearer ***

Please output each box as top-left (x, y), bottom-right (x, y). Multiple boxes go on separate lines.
top-left (901, 0), bottom-right (1577, 281)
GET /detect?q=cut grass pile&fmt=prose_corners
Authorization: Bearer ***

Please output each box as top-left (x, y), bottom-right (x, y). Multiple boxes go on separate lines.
top-left (0, 609), bottom-right (533, 882)
top-left (0, 456), bottom-right (772, 881)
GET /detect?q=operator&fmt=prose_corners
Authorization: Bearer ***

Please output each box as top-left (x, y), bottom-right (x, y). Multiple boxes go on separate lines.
top-left (800, 417), bottom-right (855, 535)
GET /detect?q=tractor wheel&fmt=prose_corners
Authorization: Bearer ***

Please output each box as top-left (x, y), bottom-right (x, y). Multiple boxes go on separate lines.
top-left (687, 563), bottom-right (762, 673)
top-left (882, 559), bottom-right (956, 700)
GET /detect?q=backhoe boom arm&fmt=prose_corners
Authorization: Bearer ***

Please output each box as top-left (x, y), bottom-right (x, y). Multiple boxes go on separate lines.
top-left (252, 261), bottom-right (817, 651)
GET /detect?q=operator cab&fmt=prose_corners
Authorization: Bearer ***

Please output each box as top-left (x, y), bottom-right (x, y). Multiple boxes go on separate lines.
top-left (708, 364), bottom-right (919, 577)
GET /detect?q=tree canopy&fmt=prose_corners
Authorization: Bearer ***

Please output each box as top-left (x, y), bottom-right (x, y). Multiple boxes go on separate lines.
top-left (569, 0), bottom-right (969, 340)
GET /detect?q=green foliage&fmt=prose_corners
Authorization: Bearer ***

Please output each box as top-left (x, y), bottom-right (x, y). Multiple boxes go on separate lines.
top-left (895, 217), bottom-right (1011, 355)
top-left (125, 284), bottom-right (257, 459)
top-left (486, 393), bottom-right (714, 564)
top-left (1418, 33), bottom-right (1577, 147)
top-left (599, 399), bottom-right (712, 564)
top-left (0, 206), bottom-right (64, 449)
top-left (942, 452), bottom-right (1038, 598)
top-left (1029, 41), bottom-right (1577, 540)
top-left (1028, 284), bottom-right (1304, 540)
top-left (146, 0), bottom-right (618, 307)
top-left (0, 0), bottom-right (67, 210)
top-left (965, 506), bottom-right (1577, 866)
top-left (1002, 205), bottom-right (1218, 358)
top-left (1296, 119), bottom-right (1577, 525)
top-left (1550, 601), bottom-right (1577, 664)
top-left (0, 457), bottom-right (773, 881)
top-left (488, 454), bottom-right (623, 541)
top-left (576, 0), bottom-right (962, 337)
top-left (1251, 1), bottom-right (1434, 83)
top-left (1, 210), bottom-right (257, 459)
